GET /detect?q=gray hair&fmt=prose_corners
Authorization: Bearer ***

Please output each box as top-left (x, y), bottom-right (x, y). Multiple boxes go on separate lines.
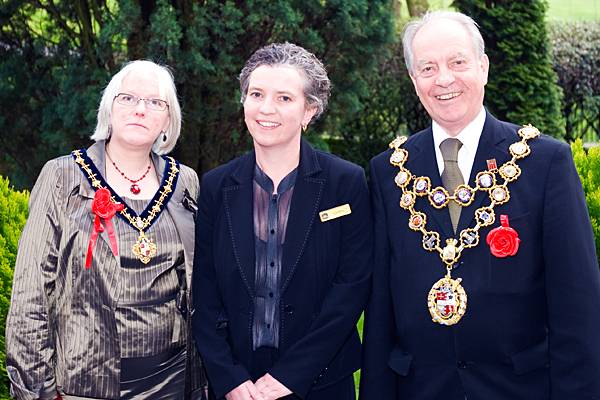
top-left (402, 11), bottom-right (485, 75)
top-left (239, 42), bottom-right (331, 122)
top-left (91, 60), bottom-right (182, 154)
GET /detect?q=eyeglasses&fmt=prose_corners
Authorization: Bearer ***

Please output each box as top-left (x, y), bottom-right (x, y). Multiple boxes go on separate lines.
top-left (114, 93), bottom-right (169, 111)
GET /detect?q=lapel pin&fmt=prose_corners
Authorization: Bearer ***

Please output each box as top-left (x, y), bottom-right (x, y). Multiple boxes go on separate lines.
top-left (486, 158), bottom-right (498, 172)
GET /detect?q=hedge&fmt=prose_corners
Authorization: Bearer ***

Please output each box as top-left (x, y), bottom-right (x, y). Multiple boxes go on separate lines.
top-left (549, 21), bottom-right (600, 142)
top-left (571, 140), bottom-right (600, 258)
top-left (0, 176), bottom-right (29, 398)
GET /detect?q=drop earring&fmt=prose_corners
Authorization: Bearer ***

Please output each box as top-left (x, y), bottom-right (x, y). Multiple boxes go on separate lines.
top-left (162, 131), bottom-right (167, 142)
top-left (302, 124), bottom-right (307, 133)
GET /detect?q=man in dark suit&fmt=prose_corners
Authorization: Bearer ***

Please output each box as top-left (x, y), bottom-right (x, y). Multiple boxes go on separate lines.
top-left (360, 11), bottom-right (600, 400)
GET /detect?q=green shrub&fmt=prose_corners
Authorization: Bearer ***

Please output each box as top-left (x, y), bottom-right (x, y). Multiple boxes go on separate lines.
top-left (549, 21), bottom-right (600, 142)
top-left (571, 140), bottom-right (600, 263)
top-left (327, 37), bottom-right (429, 170)
top-left (0, 176), bottom-right (29, 398)
top-left (453, 0), bottom-right (566, 138)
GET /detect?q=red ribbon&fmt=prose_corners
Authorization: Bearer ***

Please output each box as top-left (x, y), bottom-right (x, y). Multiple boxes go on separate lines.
top-left (85, 188), bottom-right (124, 269)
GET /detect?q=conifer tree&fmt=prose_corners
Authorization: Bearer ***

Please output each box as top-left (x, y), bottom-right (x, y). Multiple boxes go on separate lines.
top-left (453, 0), bottom-right (565, 137)
top-left (0, 0), bottom-right (395, 187)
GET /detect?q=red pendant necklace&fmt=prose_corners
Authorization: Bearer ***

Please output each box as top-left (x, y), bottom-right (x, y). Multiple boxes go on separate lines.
top-left (106, 152), bottom-right (152, 195)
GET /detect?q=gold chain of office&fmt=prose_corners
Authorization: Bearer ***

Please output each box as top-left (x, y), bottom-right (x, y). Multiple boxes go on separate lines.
top-left (388, 124), bottom-right (540, 325)
top-left (72, 149), bottom-right (179, 264)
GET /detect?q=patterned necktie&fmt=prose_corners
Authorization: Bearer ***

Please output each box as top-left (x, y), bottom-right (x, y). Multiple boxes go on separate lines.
top-left (440, 138), bottom-right (464, 233)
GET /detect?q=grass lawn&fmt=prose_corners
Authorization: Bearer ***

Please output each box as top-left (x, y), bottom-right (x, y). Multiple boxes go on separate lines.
top-left (354, 314), bottom-right (364, 395)
top-left (398, 0), bottom-right (600, 21)
top-left (546, 0), bottom-right (600, 21)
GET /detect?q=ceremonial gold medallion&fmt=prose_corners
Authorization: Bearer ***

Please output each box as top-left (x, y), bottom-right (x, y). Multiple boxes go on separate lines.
top-left (427, 276), bottom-right (467, 326)
top-left (132, 231), bottom-right (157, 264)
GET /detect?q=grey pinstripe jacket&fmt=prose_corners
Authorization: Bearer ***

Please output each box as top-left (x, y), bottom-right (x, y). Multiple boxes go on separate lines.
top-left (5, 141), bottom-right (207, 399)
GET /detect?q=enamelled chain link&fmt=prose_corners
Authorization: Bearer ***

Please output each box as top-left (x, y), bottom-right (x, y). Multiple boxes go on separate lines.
top-left (388, 124), bottom-right (540, 325)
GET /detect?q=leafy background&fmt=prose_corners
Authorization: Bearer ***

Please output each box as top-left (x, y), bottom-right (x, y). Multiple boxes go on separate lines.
top-left (0, 0), bottom-right (599, 398)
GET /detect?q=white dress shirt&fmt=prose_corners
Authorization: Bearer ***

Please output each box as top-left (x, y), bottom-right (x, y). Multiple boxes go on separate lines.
top-left (432, 107), bottom-right (487, 184)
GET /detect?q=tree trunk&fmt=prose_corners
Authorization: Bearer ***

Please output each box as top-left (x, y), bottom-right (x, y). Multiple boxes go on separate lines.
top-left (406, 0), bottom-right (429, 17)
top-left (127, 0), bottom-right (156, 59)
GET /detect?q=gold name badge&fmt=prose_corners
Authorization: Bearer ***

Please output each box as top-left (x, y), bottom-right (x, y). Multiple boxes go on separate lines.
top-left (319, 204), bottom-right (352, 222)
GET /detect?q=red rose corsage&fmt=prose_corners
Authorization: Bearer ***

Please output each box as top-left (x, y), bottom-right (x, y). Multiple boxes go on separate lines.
top-left (486, 214), bottom-right (520, 258)
top-left (86, 187), bottom-right (124, 268)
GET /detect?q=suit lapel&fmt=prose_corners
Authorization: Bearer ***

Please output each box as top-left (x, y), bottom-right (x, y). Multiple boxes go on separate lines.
top-left (280, 140), bottom-right (324, 292)
top-left (224, 152), bottom-right (257, 296)
top-left (78, 141), bottom-right (106, 200)
top-left (408, 129), bottom-right (454, 239)
top-left (161, 154), bottom-right (196, 291)
top-left (456, 113), bottom-right (510, 232)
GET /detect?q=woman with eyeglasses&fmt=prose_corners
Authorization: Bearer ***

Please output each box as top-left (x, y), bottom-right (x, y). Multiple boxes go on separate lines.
top-left (6, 60), bottom-right (208, 399)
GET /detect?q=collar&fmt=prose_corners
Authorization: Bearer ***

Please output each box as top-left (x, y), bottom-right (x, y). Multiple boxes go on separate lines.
top-left (432, 106), bottom-right (486, 175)
top-left (231, 138), bottom-right (321, 184)
top-left (253, 163), bottom-right (297, 195)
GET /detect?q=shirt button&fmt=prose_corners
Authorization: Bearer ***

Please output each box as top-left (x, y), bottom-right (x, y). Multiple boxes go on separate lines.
top-left (269, 292), bottom-right (274, 298)
top-left (270, 229), bottom-right (275, 234)
top-left (270, 261), bottom-right (275, 267)
top-left (267, 323), bottom-right (271, 328)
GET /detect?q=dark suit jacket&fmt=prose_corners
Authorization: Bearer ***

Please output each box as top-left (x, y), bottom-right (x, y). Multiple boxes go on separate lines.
top-left (192, 139), bottom-right (372, 399)
top-left (360, 113), bottom-right (600, 400)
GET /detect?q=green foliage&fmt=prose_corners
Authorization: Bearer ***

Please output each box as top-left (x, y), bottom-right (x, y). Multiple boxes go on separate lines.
top-left (327, 37), bottom-right (428, 170)
top-left (571, 141), bottom-right (600, 263)
top-left (0, 0), bottom-right (395, 188)
top-left (0, 176), bottom-right (30, 398)
top-left (0, 1), bottom-right (116, 189)
top-left (453, 0), bottom-right (566, 138)
top-left (353, 312), bottom-right (364, 395)
top-left (549, 21), bottom-right (600, 142)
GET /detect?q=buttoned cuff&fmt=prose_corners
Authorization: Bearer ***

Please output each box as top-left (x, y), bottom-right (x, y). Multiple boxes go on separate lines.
top-left (8, 366), bottom-right (56, 400)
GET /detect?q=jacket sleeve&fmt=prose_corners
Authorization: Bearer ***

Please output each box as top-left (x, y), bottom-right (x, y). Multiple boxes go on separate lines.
top-left (359, 157), bottom-right (398, 400)
top-left (6, 160), bottom-right (62, 400)
top-left (268, 167), bottom-right (373, 398)
top-left (192, 174), bottom-right (252, 399)
top-left (542, 143), bottom-right (600, 399)
top-left (177, 165), bottom-right (210, 399)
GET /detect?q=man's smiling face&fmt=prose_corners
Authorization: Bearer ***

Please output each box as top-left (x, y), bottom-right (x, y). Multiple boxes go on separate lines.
top-left (410, 18), bottom-right (489, 136)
